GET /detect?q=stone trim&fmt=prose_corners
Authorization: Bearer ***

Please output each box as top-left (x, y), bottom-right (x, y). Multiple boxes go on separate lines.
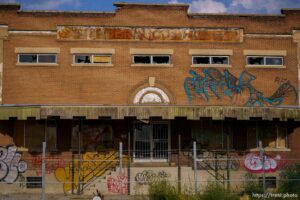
top-left (243, 50), bottom-right (287, 56)
top-left (189, 49), bottom-right (233, 55)
top-left (71, 63), bottom-right (114, 67)
top-left (70, 48), bottom-right (115, 54)
top-left (245, 65), bottom-right (286, 69)
top-left (15, 47), bottom-right (60, 54)
top-left (191, 64), bottom-right (232, 68)
top-left (130, 48), bottom-right (173, 55)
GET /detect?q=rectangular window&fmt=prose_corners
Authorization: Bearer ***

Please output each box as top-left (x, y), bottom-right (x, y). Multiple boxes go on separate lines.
top-left (18, 54), bottom-right (57, 64)
top-left (246, 121), bottom-right (287, 149)
top-left (247, 56), bottom-right (283, 66)
top-left (133, 55), bottom-right (171, 65)
top-left (25, 120), bottom-right (57, 152)
top-left (74, 54), bottom-right (112, 64)
top-left (192, 56), bottom-right (229, 65)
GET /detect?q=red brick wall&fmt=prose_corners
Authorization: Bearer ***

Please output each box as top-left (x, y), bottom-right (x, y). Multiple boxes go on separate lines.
top-left (0, 5), bottom-right (299, 106)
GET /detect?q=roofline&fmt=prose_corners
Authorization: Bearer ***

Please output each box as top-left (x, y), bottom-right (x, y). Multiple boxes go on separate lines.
top-left (281, 8), bottom-right (300, 14)
top-left (0, 3), bottom-right (20, 10)
top-left (189, 13), bottom-right (285, 18)
top-left (18, 10), bottom-right (115, 15)
top-left (114, 2), bottom-right (189, 8)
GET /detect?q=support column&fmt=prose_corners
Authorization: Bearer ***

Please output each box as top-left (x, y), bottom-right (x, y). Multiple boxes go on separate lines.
top-left (0, 26), bottom-right (8, 104)
top-left (293, 31), bottom-right (300, 106)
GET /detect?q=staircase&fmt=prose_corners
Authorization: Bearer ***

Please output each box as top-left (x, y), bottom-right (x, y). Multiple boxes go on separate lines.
top-left (55, 151), bottom-right (128, 194)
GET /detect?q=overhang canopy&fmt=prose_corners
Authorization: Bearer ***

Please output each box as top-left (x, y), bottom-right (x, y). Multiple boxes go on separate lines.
top-left (0, 105), bottom-right (299, 121)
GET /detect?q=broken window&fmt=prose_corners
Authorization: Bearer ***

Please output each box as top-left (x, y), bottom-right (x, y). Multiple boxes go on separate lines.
top-left (133, 55), bottom-right (171, 64)
top-left (246, 121), bottom-right (287, 149)
top-left (192, 56), bottom-right (229, 65)
top-left (152, 56), bottom-right (170, 64)
top-left (74, 54), bottom-right (112, 64)
top-left (18, 54), bottom-right (56, 64)
top-left (211, 56), bottom-right (229, 64)
top-left (134, 56), bottom-right (151, 64)
top-left (193, 56), bottom-right (210, 64)
top-left (247, 56), bottom-right (283, 66)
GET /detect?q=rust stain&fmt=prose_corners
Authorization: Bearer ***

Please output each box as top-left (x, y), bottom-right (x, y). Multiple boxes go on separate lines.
top-left (57, 26), bottom-right (242, 42)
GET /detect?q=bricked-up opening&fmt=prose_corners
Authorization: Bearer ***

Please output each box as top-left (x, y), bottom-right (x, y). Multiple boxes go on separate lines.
top-left (192, 56), bottom-right (229, 65)
top-left (247, 56), bottom-right (283, 66)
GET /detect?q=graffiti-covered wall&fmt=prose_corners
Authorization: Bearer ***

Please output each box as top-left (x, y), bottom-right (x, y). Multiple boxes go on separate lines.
top-left (184, 68), bottom-right (298, 107)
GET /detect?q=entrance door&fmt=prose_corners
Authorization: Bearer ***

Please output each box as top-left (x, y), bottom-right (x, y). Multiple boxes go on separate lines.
top-left (134, 121), bottom-right (170, 162)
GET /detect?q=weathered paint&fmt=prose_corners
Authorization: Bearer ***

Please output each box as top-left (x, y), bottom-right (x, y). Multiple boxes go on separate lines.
top-left (57, 26), bottom-right (243, 42)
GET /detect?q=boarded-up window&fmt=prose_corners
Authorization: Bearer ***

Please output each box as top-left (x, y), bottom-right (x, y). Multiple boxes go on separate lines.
top-left (74, 54), bottom-right (112, 64)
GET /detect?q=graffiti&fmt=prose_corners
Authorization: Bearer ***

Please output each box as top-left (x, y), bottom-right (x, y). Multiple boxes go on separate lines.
top-left (31, 155), bottom-right (66, 176)
top-left (184, 68), bottom-right (298, 106)
top-left (55, 151), bottom-right (118, 193)
top-left (72, 124), bottom-right (113, 151)
top-left (107, 175), bottom-right (128, 194)
top-left (244, 153), bottom-right (287, 173)
top-left (0, 146), bottom-right (27, 184)
top-left (57, 26), bottom-right (242, 43)
top-left (135, 170), bottom-right (170, 185)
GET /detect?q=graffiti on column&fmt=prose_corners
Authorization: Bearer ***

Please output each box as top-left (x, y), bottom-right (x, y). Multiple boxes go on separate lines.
top-left (0, 146), bottom-right (28, 184)
top-left (244, 153), bottom-right (287, 173)
top-left (184, 68), bottom-right (298, 106)
top-left (135, 170), bottom-right (170, 185)
top-left (107, 174), bottom-right (128, 194)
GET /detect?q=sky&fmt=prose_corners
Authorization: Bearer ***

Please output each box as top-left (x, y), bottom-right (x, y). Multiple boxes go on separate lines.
top-left (0, 0), bottom-right (300, 14)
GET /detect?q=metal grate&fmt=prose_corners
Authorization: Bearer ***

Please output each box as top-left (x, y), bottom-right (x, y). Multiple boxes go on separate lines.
top-left (26, 177), bottom-right (42, 188)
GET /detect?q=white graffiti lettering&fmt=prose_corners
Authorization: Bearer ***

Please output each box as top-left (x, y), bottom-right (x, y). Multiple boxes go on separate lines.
top-left (0, 146), bottom-right (27, 184)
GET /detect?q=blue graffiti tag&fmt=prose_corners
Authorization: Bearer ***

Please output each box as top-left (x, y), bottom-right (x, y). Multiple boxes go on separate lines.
top-left (184, 68), bottom-right (298, 106)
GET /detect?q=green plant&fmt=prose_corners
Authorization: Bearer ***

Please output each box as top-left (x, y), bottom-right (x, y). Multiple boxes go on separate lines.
top-left (243, 173), bottom-right (264, 196)
top-left (200, 183), bottom-right (238, 200)
top-left (278, 164), bottom-right (300, 197)
top-left (148, 179), bottom-right (182, 200)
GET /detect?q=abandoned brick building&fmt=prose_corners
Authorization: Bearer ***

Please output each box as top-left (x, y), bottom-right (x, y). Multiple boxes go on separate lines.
top-left (0, 2), bottom-right (300, 196)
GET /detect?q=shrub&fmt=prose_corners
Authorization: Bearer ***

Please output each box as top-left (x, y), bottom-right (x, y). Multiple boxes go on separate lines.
top-left (243, 173), bottom-right (264, 197)
top-left (278, 164), bottom-right (300, 196)
top-left (200, 183), bottom-right (239, 200)
top-left (148, 179), bottom-right (182, 200)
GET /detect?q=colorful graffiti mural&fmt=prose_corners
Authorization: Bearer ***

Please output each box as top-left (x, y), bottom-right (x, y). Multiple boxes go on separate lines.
top-left (244, 153), bottom-right (286, 173)
top-left (32, 155), bottom-right (66, 176)
top-left (135, 170), bottom-right (170, 185)
top-left (0, 146), bottom-right (27, 184)
top-left (107, 174), bottom-right (128, 194)
top-left (184, 68), bottom-right (297, 106)
top-left (55, 151), bottom-right (118, 193)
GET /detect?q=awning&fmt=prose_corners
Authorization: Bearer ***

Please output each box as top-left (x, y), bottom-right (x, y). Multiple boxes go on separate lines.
top-left (0, 105), bottom-right (299, 121)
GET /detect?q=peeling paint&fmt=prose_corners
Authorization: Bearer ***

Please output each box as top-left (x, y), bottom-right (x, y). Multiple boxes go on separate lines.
top-left (57, 26), bottom-right (243, 42)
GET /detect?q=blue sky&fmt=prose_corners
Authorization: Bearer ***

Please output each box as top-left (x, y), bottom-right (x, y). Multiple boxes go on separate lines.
top-left (0, 0), bottom-right (300, 14)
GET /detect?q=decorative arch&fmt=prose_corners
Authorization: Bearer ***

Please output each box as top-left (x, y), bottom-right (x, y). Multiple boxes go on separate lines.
top-left (133, 86), bottom-right (170, 104)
